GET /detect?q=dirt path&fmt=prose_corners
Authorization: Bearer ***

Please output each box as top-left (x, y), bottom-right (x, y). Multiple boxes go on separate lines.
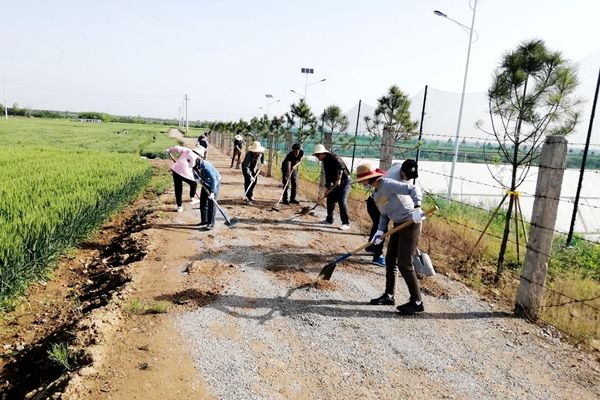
top-left (3, 129), bottom-right (599, 399)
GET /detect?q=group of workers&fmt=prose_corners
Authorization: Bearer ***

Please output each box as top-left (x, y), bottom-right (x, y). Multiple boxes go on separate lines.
top-left (167, 131), bottom-right (426, 315)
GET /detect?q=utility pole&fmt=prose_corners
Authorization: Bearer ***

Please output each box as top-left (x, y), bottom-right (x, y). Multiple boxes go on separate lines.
top-left (184, 94), bottom-right (189, 132)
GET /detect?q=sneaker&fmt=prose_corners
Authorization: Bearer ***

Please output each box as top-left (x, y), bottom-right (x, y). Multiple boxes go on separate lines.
top-left (197, 221), bottom-right (209, 226)
top-left (247, 196), bottom-right (254, 201)
top-left (204, 224), bottom-right (214, 231)
top-left (371, 256), bottom-right (386, 267)
top-left (369, 293), bottom-right (395, 305)
top-left (282, 200), bottom-right (289, 205)
top-left (289, 199), bottom-right (300, 204)
top-left (320, 219), bottom-right (334, 225)
top-left (190, 198), bottom-right (200, 205)
top-left (246, 201), bottom-right (253, 206)
top-left (339, 224), bottom-right (350, 231)
top-left (177, 206), bottom-right (183, 213)
top-left (396, 301), bottom-right (425, 315)
top-left (365, 245), bottom-right (375, 253)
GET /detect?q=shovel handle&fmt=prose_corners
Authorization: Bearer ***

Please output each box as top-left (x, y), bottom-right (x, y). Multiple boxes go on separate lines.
top-left (346, 206), bottom-right (439, 257)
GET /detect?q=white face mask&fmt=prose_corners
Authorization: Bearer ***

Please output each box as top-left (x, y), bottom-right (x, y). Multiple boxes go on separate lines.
top-left (361, 183), bottom-right (371, 189)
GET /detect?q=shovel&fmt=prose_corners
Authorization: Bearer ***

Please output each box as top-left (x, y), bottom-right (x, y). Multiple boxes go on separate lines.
top-left (317, 206), bottom-right (438, 280)
top-left (271, 161), bottom-right (301, 211)
top-left (299, 187), bottom-right (332, 215)
top-left (200, 185), bottom-right (239, 227)
top-left (170, 153), bottom-right (238, 227)
top-left (242, 168), bottom-right (261, 201)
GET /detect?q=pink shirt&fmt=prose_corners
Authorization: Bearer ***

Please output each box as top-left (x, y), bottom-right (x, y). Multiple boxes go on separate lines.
top-left (167, 146), bottom-right (200, 181)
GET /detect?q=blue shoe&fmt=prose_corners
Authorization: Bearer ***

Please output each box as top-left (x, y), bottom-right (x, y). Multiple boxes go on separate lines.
top-left (370, 256), bottom-right (386, 267)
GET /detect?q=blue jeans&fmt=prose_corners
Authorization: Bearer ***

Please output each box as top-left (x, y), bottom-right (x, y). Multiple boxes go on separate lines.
top-left (326, 179), bottom-right (350, 225)
top-left (282, 169), bottom-right (298, 201)
top-left (200, 183), bottom-right (220, 225)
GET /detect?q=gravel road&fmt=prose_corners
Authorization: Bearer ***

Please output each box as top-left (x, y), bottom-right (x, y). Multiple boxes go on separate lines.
top-left (172, 142), bottom-right (600, 399)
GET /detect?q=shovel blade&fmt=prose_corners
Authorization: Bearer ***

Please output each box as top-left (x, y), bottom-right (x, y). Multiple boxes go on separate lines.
top-left (318, 262), bottom-right (337, 280)
top-left (225, 218), bottom-right (239, 227)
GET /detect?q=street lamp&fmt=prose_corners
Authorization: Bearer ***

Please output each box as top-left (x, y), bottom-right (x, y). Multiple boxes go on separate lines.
top-left (434, 1), bottom-right (481, 200)
top-left (263, 94), bottom-right (280, 115)
top-left (290, 79), bottom-right (326, 101)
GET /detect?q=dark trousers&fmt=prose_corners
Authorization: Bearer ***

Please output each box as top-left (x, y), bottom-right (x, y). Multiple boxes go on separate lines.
top-left (172, 171), bottom-right (197, 207)
top-left (326, 180), bottom-right (351, 225)
top-left (367, 196), bottom-right (387, 258)
top-left (231, 148), bottom-right (242, 167)
top-left (385, 222), bottom-right (422, 302)
top-left (243, 172), bottom-right (258, 199)
top-left (199, 184), bottom-right (220, 225)
top-left (282, 169), bottom-right (298, 201)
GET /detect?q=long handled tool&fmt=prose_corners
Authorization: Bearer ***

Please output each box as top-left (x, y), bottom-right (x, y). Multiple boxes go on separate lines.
top-left (271, 161), bottom-right (302, 211)
top-left (311, 187), bottom-right (332, 210)
top-left (318, 206), bottom-right (438, 280)
top-left (242, 168), bottom-right (262, 200)
top-left (169, 153), bottom-right (238, 226)
top-left (200, 185), bottom-right (239, 226)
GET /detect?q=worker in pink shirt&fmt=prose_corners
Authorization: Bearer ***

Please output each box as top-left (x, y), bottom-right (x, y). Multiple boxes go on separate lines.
top-left (166, 145), bottom-right (202, 212)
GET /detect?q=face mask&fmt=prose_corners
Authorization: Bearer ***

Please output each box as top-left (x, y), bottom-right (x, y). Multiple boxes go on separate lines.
top-left (361, 183), bottom-right (371, 189)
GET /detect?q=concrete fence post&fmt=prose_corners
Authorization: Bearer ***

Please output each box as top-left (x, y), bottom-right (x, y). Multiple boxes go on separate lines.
top-left (267, 134), bottom-right (274, 177)
top-left (515, 135), bottom-right (568, 320)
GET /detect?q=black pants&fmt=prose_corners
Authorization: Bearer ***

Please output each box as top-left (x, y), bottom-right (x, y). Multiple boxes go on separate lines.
top-left (367, 196), bottom-right (387, 257)
top-left (231, 148), bottom-right (242, 167)
top-left (282, 169), bottom-right (298, 202)
top-left (172, 171), bottom-right (197, 207)
top-left (243, 172), bottom-right (258, 199)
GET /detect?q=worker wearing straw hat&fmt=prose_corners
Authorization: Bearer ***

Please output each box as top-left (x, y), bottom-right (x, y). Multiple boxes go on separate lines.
top-left (312, 144), bottom-right (351, 230)
top-left (231, 130), bottom-right (245, 169)
top-left (352, 161), bottom-right (425, 315)
top-left (365, 160), bottom-right (418, 267)
top-left (242, 141), bottom-right (266, 205)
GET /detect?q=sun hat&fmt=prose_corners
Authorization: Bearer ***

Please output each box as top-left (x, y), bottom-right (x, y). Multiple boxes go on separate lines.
top-left (234, 134), bottom-right (243, 140)
top-left (192, 146), bottom-right (205, 158)
top-left (401, 159), bottom-right (418, 180)
top-left (248, 141), bottom-right (265, 153)
top-left (312, 144), bottom-right (330, 156)
top-left (351, 162), bottom-right (386, 184)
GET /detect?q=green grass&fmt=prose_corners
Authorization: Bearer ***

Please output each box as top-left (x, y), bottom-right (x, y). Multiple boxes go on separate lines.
top-left (0, 118), bottom-right (181, 309)
top-left (124, 299), bottom-right (170, 315)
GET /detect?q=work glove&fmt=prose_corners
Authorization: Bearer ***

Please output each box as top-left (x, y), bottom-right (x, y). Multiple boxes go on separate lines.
top-left (165, 149), bottom-right (170, 154)
top-left (209, 192), bottom-right (215, 200)
top-left (372, 230), bottom-right (384, 245)
top-left (412, 209), bottom-right (425, 223)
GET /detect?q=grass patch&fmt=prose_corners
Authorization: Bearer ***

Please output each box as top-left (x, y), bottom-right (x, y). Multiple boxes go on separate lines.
top-left (124, 299), bottom-right (170, 315)
top-left (47, 342), bottom-right (78, 371)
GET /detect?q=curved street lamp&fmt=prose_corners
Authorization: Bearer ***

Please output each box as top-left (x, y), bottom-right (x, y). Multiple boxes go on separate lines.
top-left (434, 0), bottom-right (482, 201)
top-left (263, 94), bottom-right (280, 115)
top-left (290, 79), bottom-right (327, 101)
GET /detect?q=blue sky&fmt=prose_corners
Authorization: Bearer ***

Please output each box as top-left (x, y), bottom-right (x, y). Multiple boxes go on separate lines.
top-left (2, 0), bottom-right (599, 131)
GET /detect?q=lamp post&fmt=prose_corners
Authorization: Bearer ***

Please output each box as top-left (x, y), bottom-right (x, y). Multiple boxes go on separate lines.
top-left (434, 1), bottom-right (481, 200)
top-left (263, 94), bottom-right (280, 115)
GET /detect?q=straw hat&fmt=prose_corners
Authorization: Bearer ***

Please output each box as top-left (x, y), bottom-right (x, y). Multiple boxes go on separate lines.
top-left (234, 134), bottom-right (243, 140)
top-left (248, 141), bottom-right (265, 152)
top-left (192, 146), bottom-right (205, 158)
top-left (351, 162), bottom-right (386, 184)
top-left (312, 144), bottom-right (330, 156)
